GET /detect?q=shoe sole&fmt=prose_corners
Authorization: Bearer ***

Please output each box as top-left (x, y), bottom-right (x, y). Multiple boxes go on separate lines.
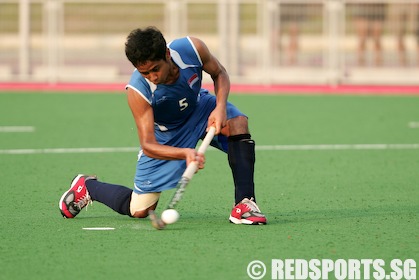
top-left (58, 174), bottom-right (85, 218)
top-left (229, 215), bottom-right (267, 225)
top-left (59, 190), bottom-right (74, 218)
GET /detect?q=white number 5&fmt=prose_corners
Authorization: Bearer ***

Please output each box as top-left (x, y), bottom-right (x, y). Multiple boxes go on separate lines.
top-left (179, 98), bottom-right (188, 111)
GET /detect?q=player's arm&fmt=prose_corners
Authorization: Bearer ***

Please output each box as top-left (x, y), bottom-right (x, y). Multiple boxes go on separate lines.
top-left (127, 88), bottom-right (204, 167)
top-left (190, 37), bottom-right (229, 135)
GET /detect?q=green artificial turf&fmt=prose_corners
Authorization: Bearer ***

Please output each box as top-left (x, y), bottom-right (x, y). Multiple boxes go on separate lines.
top-left (0, 92), bottom-right (418, 280)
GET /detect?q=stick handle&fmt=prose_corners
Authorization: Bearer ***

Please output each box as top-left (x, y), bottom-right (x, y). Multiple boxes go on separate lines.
top-left (182, 126), bottom-right (216, 180)
top-left (197, 126), bottom-right (216, 154)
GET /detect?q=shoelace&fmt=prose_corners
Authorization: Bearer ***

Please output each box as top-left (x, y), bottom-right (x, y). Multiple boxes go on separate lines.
top-left (244, 198), bottom-right (261, 213)
top-left (74, 194), bottom-right (92, 211)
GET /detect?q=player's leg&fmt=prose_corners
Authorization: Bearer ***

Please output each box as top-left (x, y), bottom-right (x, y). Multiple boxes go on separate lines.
top-left (224, 116), bottom-right (267, 225)
top-left (198, 91), bottom-right (267, 225)
top-left (225, 116), bottom-right (255, 203)
top-left (59, 174), bottom-right (134, 218)
top-left (59, 174), bottom-right (161, 219)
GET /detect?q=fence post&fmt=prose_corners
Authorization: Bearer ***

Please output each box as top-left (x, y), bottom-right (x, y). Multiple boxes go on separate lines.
top-left (43, 0), bottom-right (61, 84)
top-left (166, 0), bottom-right (182, 40)
top-left (18, 0), bottom-right (30, 81)
top-left (324, 0), bottom-right (345, 85)
top-left (260, 0), bottom-right (276, 84)
top-left (228, 0), bottom-right (239, 77)
top-left (217, 0), bottom-right (229, 73)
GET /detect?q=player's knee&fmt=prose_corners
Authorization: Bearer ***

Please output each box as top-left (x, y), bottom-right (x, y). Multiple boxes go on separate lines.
top-left (131, 208), bottom-right (152, 219)
top-left (130, 192), bottom-right (160, 218)
top-left (227, 116), bottom-right (249, 135)
top-left (131, 203), bottom-right (158, 218)
top-left (232, 115), bottom-right (248, 125)
top-left (132, 210), bottom-right (147, 218)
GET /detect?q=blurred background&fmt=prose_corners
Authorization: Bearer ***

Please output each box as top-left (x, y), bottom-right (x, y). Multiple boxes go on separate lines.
top-left (1, 0), bottom-right (419, 86)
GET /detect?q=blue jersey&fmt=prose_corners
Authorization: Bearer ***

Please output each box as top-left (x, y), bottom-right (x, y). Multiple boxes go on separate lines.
top-left (126, 37), bottom-right (204, 134)
top-left (125, 37), bottom-right (246, 194)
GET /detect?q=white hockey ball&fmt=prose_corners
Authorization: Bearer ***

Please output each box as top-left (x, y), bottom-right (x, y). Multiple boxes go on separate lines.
top-left (161, 209), bottom-right (180, 224)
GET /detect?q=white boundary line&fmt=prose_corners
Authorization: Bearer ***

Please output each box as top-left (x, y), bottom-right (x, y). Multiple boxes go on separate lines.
top-left (1, 144), bottom-right (419, 155)
top-left (0, 147), bottom-right (138, 154)
top-left (256, 144), bottom-right (419, 151)
top-left (82, 227), bottom-right (115, 231)
top-left (0, 126), bottom-right (35, 132)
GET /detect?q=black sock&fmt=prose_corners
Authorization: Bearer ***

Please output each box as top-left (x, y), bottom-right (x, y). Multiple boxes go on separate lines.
top-left (86, 179), bottom-right (132, 216)
top-left (228, 134), bottom-right (256, 204)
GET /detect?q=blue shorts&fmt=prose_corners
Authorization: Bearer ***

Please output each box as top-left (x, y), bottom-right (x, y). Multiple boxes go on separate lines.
top-left (133, 90), bottom-right (245, 194)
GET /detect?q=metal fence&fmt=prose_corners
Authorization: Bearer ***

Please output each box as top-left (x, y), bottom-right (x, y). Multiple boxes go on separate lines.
top-left (1, 0), bottom-right (419, 85)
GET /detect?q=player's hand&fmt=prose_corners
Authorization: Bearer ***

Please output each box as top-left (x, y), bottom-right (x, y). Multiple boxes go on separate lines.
top-left (207, 105), bottom-right (227, 135)
top-left (195, 152), bottom-right (205, 170)
top-left (185, 149), bottom-right (205, 171)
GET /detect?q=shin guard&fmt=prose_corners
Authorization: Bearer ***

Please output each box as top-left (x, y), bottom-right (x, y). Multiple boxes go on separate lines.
top-left (227, 134), bottom-right (256, 204)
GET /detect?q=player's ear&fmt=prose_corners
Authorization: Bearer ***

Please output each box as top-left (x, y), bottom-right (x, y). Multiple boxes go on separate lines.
top-left (165, 48), bottom-right (171, 61)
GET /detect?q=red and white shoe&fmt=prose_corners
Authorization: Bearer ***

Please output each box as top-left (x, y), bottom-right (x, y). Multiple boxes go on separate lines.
top-left (59, 174), bottom-right (97, 218)
top-left (229, 198), bottom-right (267, 225)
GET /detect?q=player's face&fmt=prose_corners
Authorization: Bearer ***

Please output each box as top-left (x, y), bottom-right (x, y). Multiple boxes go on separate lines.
top-left (136, 59), bottom-right (170, 85)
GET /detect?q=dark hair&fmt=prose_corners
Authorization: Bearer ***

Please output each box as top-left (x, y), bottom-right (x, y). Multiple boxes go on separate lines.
top-left (125, 26), bottom-right (167, 67)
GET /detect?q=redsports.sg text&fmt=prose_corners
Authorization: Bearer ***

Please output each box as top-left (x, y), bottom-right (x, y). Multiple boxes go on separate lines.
top-left (247, 259), bottom-right (416, 280)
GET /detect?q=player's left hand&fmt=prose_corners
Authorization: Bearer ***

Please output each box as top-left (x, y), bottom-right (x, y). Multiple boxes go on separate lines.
top-left (185, 149), bottom-right (206, 172)
top-left (195, 152), bottom-right (205, 170)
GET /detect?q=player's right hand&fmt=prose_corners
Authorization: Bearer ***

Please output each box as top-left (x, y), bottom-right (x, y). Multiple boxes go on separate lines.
top-left (207, 105), bottom-right (227, 135)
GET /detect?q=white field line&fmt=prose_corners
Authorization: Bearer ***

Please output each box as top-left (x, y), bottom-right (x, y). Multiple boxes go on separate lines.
top-left (1, 144), bottom-right (419, 155)
top-left (0, 126), bottom-right (35, 132)
top-left (256, 144), bottom-right (419, 151)
top-left (1, 123), bottom-right (416, 131)
top-left (82, 227), bottom-right (115, 231)
top-left (0, 147), bottom-right (138, 155)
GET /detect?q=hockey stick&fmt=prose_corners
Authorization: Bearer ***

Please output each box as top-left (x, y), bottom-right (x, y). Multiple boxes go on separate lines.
top-left (149, 126), bottom-right (216, 229)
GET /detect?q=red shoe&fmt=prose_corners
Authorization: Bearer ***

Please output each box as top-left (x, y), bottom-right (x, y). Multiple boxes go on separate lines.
top-left (59, 174), bottom-right (97, 218)
top-left (229, 198), bottom-right (267, 225)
